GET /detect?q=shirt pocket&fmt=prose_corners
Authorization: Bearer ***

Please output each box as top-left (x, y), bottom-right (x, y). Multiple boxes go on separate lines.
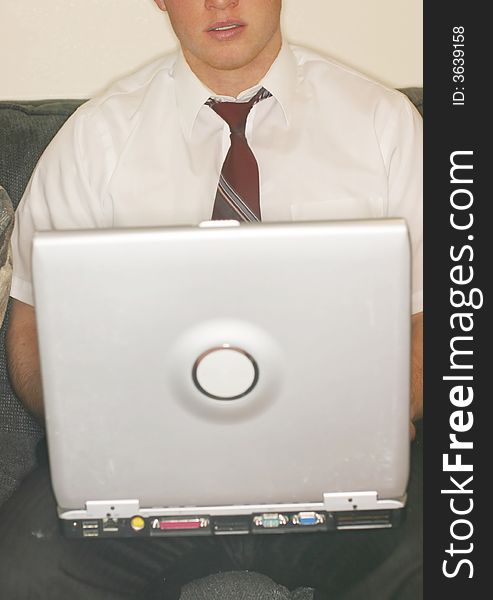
top-left (290, 197), bottom-right (381, 222)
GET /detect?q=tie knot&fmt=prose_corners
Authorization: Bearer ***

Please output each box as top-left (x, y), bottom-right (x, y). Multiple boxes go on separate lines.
top-left (208, 87), bottom-right (272, 135)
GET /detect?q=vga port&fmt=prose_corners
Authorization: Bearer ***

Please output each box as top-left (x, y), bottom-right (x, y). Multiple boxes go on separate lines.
top-left (291, 512), bottom-right (325, 527)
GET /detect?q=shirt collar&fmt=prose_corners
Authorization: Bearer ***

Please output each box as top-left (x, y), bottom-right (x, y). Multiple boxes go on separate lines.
top-left (171, 41), bottom-right (298, 139)
top-left (259, 41), bottom-right (298, 126)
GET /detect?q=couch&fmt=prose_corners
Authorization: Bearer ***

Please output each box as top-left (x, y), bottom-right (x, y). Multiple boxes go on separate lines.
top-left (0, 89), bottom-right (423, 507)
top-left (0, 187), bottom-right (13, 326)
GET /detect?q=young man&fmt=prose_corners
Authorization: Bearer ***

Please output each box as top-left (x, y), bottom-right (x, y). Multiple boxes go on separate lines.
top-left (0, 1), bottom-right (423, 598)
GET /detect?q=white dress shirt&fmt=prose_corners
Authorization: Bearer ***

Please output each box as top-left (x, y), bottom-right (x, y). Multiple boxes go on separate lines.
top-left (11, 42), bottom-right (423, 312)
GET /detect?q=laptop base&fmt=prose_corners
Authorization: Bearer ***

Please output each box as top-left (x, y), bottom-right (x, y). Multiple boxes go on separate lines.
top-left (62, 509), bottom-right (404, 538)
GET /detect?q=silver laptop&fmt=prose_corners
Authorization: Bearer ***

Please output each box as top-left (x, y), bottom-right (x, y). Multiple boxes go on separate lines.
top-left (32, 218), bottom-right (411, 538)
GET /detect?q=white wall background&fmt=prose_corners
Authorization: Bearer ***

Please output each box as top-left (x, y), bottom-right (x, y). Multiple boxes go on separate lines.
top-left (0, 0), bottom-right (422, 100)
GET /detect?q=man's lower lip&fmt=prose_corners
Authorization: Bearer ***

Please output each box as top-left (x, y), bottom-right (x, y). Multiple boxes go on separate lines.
top-left (206, 25), bottom-right (245, 40)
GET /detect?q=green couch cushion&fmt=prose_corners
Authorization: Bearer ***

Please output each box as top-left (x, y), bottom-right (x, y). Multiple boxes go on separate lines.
top-left (0, 100), bottom-right (85, 210)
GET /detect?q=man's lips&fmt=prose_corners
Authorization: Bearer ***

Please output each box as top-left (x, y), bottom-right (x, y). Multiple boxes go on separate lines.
top-left (206, 20), bottom-right (246, 39)
top-left (207, 20), bottom-right (245, 32)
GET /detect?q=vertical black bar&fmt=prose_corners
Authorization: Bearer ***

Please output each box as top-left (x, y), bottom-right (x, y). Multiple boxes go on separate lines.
top-left (424, 1), bottom-right (487, 596)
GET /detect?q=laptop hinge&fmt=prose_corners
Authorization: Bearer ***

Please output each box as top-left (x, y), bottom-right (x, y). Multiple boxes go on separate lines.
top-left (85, 499), bottom-right (140, 519)
top-left (323, 491), bottom-right (405, 511)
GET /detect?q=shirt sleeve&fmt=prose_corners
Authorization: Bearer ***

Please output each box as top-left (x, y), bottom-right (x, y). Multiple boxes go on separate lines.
top-left (10, 105), bottom-right (111, 306)
top-left (377, 92), bottom-right (423, 315)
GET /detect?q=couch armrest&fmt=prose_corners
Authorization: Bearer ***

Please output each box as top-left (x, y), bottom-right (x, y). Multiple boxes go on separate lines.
top-left (0, 187), bottom-right (14, 326)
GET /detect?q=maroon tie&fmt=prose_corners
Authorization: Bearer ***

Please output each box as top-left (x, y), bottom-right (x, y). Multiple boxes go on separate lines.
top-left (208, 88), bottom-right (271, 222)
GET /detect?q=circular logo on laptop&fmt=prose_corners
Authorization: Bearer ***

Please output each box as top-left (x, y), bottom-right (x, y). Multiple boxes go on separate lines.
top-left (192, 346), bottom-right (259, 401)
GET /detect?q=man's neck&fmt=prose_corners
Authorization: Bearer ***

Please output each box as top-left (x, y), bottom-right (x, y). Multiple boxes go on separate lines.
top-left (183, 37), bottom-right (282, 98)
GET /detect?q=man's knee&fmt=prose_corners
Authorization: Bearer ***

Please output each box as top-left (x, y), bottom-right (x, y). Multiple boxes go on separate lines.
top-left (0, 529), bottom-right (62, 598)
top-left (0, 465), bottom-right (62, 595)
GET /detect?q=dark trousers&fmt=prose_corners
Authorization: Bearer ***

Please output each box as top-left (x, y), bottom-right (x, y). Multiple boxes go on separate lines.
top-left (0, 423), bottom-right (422, 600)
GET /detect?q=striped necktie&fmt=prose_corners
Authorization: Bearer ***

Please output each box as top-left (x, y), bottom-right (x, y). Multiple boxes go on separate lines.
top-left (207, 88), bottom-right (271, 222)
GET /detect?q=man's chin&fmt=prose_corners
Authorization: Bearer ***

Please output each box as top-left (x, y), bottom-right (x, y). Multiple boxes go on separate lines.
top-left (205, 52), bottom-right (259, 73)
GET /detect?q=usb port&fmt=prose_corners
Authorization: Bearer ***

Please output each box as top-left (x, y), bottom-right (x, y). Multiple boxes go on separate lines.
top-left (82, 520), bottom-right (99, 530)
top-left (82, 530), bottom-right (99, 538)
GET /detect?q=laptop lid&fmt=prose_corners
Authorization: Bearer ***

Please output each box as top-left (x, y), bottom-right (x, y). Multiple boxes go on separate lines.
top-left (32, 219), bottom-right (411, 533)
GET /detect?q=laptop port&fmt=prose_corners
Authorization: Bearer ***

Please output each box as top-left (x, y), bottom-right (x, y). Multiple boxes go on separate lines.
top-left (291, 512), bottom-right (325, 527)
top-left (130, 516), bottom-right (146, 532)
top-left (212, 516), bottom-right (250, 535)
top-left (253, 513), bottom-right (289, 529)
top-left (152, 517), bottom-right (209, 532)
top-left (82, 530), bottom-right (100, 537)
top-left (102, 517), bottom-right (119, 533)
top-left (335, 510), bottom-right (393, 530)
top-left (81, 520), bottom-right (100, 537)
